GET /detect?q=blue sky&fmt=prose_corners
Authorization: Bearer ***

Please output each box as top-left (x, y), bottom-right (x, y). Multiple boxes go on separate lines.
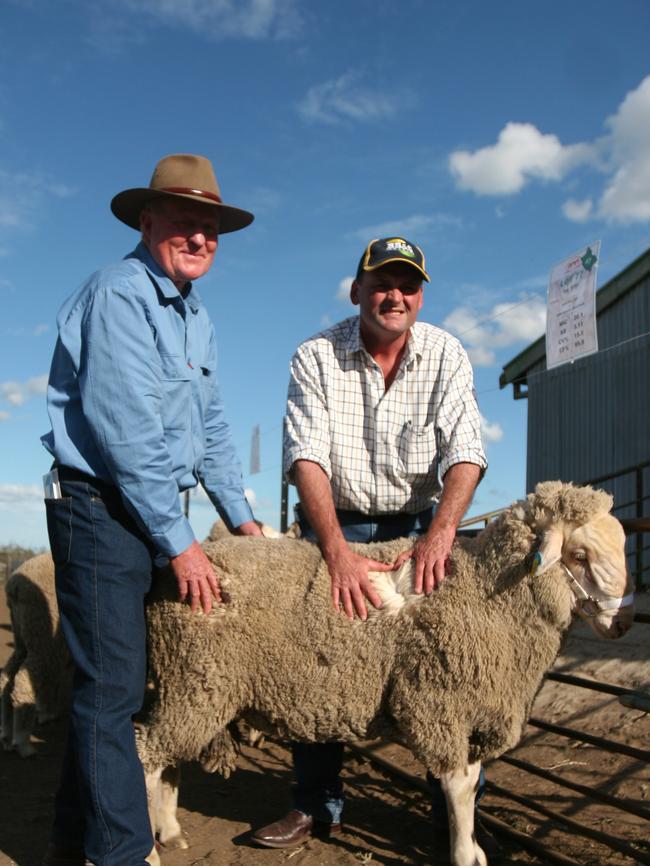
top-left (2, 0), bottom-right (650, 548)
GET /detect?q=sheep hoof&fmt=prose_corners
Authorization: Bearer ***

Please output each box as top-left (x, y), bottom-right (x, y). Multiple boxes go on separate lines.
top-left (158, 834), bottom-right (188, 851)
top-left (16, 741), bottom-right (37, 758)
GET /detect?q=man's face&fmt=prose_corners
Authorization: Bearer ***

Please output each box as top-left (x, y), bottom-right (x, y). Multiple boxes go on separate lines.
top-left (351, 262), bottom-right (424, 344)
top-left (141, 198), bottom-right (219, 288)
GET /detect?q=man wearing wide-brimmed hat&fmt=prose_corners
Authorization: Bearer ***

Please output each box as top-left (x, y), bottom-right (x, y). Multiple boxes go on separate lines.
top-left (41, 154), bottom-right (262, 866)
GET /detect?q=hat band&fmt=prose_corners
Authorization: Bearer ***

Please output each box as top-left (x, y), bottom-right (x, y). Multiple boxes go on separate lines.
top-left (159, 186), bottom-right (223, 204)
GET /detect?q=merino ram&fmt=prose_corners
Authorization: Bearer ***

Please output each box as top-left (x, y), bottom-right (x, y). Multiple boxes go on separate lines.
top-left (137, 482), bottom-right (634, 866)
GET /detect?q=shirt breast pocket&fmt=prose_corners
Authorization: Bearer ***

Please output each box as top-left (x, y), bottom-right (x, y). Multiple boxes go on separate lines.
top-left (160, 354), bottom-right (191, 431)
top-left (398, 422), bottom-right (438, 478)
top-left (199, 361), bottom-right (216, 408)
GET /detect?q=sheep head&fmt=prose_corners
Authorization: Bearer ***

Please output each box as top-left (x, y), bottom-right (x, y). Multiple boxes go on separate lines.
top-left (527, 482), bottom-right (634, 639)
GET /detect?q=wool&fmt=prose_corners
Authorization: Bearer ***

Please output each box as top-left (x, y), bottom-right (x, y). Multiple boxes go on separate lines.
top-left (138, 482), bottom-right (628, 781)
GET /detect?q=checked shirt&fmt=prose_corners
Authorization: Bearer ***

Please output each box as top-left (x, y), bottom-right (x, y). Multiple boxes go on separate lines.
top-left (283, 316), bottom-right (487, 515)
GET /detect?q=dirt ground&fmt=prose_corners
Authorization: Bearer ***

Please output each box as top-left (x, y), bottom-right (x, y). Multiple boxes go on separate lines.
top-left (1, 586), bottom-right (648, 866)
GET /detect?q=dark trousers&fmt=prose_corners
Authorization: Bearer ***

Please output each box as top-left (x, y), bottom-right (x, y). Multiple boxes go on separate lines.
top-left (291, 507), bottom-right (485, 825)
top-left (45, 469), bottom-right (154, 866)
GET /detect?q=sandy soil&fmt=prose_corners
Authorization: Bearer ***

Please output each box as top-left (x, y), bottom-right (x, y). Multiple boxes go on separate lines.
top-left (1, 584), bottom-right (648, 866)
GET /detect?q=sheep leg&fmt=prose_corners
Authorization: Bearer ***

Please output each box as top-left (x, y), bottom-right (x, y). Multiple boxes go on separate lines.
top-left (0, 671), bottom-right (13, 748)
top-left (145, 846), bottom-right (160, 866)
top-left (440, 761), bottom-right (487, 866)
top-left (1, 647), bottom-right (24, 749)
top-left (6, 666), bottom-right (37, 757)
top-left (145, 765), bottom-right (188, 850)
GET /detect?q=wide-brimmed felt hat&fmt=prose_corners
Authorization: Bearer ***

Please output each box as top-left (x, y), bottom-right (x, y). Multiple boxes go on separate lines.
top-left (357, 237), bottom-right (430, 282)
top-left (110, 153), bottom-right (254, 234)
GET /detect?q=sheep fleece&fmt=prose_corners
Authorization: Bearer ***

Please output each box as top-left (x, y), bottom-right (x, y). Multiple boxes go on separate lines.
top-left (142, 507), bottom-right (575, 777)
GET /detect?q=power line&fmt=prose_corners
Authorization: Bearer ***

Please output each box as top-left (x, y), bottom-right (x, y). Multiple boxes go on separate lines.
top-left (444, 293), bottom-right (545, 340)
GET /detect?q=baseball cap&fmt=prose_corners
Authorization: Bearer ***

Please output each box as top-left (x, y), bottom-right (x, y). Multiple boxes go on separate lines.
top-left (356, 237), bottom-right (430, 282)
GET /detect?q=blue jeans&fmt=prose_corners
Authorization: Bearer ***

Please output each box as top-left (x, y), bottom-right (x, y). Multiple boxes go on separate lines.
top-left (46, 469), bottom-right (155, 866)
top-left (292, 508), bottom-right (484, 824)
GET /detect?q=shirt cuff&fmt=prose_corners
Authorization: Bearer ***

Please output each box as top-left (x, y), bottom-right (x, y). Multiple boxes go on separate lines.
top-left (219, 498), bottom-right (256, 531)
top-left (151, 516), bottom-right (196, 559)
top-left (439, 449), bottom-right (488, 481)
top-left (283, 446), bottom-right (332, 482)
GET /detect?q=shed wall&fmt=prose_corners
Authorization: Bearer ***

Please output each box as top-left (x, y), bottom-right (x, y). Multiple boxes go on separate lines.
top-left (525, 276), bottom-right (650, 585)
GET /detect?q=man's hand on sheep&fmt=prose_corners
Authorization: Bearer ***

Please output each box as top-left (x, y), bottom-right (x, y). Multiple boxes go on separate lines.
top-left (394, 524), bottom-right (456, 594)
top-left (393, 462), bottom-right (483, 594)
top-left (232, 520), bottom-right (265, 537)
top-left (170, 541), bottom-right (222, 613)
top-left (324, 545), bottom-right (394, 621)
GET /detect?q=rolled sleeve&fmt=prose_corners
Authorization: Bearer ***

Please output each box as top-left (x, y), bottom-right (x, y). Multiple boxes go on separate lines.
top-left (283, 347), bottom-right (332, 482)
top-left (436, 344), bottom-right (488, 481)
top-left (80, 286), bottom-right (194, 558)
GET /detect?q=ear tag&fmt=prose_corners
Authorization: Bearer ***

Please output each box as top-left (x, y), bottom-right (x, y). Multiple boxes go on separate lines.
top-left (530, 551), bottom-right (542, 577)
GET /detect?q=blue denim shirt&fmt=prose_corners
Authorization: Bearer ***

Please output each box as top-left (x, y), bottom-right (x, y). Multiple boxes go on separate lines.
top-left (42, 242), bottom-right (254, 557)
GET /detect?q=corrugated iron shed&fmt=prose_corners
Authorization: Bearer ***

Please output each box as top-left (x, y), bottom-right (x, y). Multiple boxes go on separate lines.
top-left (500, 246), bottom-right (650, 585)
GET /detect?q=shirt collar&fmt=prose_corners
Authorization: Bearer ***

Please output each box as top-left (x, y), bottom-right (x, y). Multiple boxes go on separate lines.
top-left (406, 322), bottom-right (423, 363)
top-left (345, 316), bottom-right (423, 364)
top-left (343, 317), bottom-right (365, 354)
top-left (128, 242), bottom-right (203, 312)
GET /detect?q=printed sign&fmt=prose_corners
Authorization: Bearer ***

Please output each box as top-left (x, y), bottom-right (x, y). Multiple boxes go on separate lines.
top-left (546, 242), bottom-right (600, 369)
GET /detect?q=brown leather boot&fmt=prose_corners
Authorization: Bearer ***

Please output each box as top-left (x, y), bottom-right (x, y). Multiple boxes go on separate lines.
top-left (251, 809), bottom-right (342, 849)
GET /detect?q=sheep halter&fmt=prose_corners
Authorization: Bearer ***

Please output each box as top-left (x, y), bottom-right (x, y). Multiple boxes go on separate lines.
top-left (560, 563), bottom-right (634, 617)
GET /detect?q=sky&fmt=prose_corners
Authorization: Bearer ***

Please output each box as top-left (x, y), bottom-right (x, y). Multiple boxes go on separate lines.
top-left (1, 0), bottom-right (650, 549)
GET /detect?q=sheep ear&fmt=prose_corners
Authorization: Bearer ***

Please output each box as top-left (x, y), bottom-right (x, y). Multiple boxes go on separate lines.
top-left (531, 526), bottom-right (564, 575)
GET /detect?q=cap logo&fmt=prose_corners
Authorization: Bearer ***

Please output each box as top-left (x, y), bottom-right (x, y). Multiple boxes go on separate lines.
top-left (385, 238), bottom-right (415, 258)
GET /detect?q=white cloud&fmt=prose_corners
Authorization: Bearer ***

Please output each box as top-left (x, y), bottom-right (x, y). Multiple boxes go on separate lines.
top-left (444, 294), bottom-right (546, 367)
top-left (84, 13), bottom-right (148, 54)
top-left (467, 345), bottom-right (498, 367)
top-left (480, 414), bottom-right (503, 444)
top-left (0, 483), bottom-right (43, 509)
top-left (449, 122), bottom-right (593, 195)
top-left (598, 75), bottom-right (650, 223)
top-left (1, 374), bottom-right (48, 407)
top-left (0, 169), bottom-right (76, 230)
top-left (348, 213), bottom-right (461, 242)
top-left (337, 276), bottom-right (353, 303)
top-left (6, 323), bottom-right (51, 338)
top-left (0, 411), bottom-right (10, 422)
top-left (562, 198), bottom-right (593, 223)
top-left (118, 0), bottom-right (301, 40)
top-left (298, 70), bottom-right (415, 125)
top-left (241, 185), bottom-right (281, 215)
top-left (449, 77), bottom-right (650, 224)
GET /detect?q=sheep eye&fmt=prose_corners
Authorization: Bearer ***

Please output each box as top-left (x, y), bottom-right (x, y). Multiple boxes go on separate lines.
top-left (572, 550), bottom-right (587, 562)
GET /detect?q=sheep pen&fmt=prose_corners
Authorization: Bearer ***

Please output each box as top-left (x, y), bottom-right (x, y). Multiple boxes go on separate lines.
top-left (137, 482), bottom-right (636, 866)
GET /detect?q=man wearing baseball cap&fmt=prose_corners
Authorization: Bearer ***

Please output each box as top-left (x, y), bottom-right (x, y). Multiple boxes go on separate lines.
top-left (41, 154), bottom-right (263, 866)
top-left (253, 237), bottom-right (497, 856)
